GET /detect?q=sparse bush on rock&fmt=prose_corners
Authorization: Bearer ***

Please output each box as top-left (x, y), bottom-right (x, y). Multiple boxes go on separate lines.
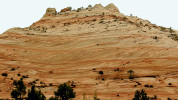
top-left (133, 89), bottom-right (149, 100)
top-left (11, 68), bottom-right (16, 71)
top-left (1, 73), bottom-right (8, 77)
top-left (98, 71), bottom-right (104, 75)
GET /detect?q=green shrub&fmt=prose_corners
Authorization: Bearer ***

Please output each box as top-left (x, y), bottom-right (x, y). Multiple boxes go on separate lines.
top-left (114, 68), bottom-right (119, 71)
top-left (127, 70), bottom-right (134, 79)
top-left (92, 19), bottom-right (96, 22)
top-left (152, 36), bottom-right (158, 40)
top-left (140, 21), bottom-right (142, 25)
top-left (11, 78), bottom-right (26, 100)
top-left (99, 21), bottom-right (104, 24)
top-left (54, 83), bottom-right (75, 100)
top-left (102, 78), bottom-right (105, 81)
top-left (168, 34), bottom-right (178, 41)
top-left (22, 75), bottom-right (29, 78)
top-left (167, 98), bottom-right (171, 100)
top-left (11, 68), bottom-right (16, 71)
top-left (88, 5), bottom-right (92, 8)
top-left (102, 12), bottom-right (104, 16)
top-left (98, 71), bottom-right (104, 75)
top-left (160, 27), bottom-right (166, 31)
top-left (154, 95), bottom-right (157, 99)
top-left (133, 89), bottom-right (149, 100)
top-left (144, 84), bottom-right (153, 88)
top-left (17, 73), bottom-right (21, 76)
top-left (123, 17), bottom-right (127, 21)
top-left (169, 27), bottom-right (173, 33)
top-left (1, 73), bottom-right (8, 76)
top-left (49, 83), bottom-right (53, 86)
top-left (144, 84), bottom-right (149, 87)
top-left (150, 85), bottom-right (153, 88)
top-left (93, 90), bottom-right (99, 100)
top-left (77, 8), bottom-right (81, 12)
top-left (168, 83), bottom-right (172, 86)
top-left (49, 97), bottom-right (58, 100)
top-left (11, 89), bottom-right (19, 100)
top-left (27, 85), bottom-right (46, 100)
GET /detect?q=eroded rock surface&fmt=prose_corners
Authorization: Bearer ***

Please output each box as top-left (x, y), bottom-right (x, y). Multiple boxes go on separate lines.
top-left (0, 3), bottom-right (178, 100)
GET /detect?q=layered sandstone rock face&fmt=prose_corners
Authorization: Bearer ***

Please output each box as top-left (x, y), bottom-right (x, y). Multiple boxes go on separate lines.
top-left (0, 3), bottom-right (178, 100)
top-left (60, 7), bottom-right (72, 13)
top-left (45, 8), bottom-right (57, 15)
top-left (105, 3), bottom-right (120, 12)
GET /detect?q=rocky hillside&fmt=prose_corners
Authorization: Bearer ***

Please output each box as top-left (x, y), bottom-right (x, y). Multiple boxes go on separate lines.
top-left (0, 3), bottom-right (178, 100)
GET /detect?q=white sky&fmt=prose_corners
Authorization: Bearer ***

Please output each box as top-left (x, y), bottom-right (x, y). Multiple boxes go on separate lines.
top-left (0, 0), bottom-right (178, 34)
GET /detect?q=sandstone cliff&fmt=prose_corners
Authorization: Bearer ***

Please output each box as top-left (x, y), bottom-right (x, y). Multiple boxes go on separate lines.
top-left (0, 3), bottom-right (178, 100)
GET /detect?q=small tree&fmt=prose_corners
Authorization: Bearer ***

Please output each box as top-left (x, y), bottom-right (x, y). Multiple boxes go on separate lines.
top-left (133, 89), bottom-right (149, 100)
top-left (170, 27), bottom-right (173, 33)
top-left (77, 8), bottom-right (82, 12)
top-left (102, 12), bottom-right (105, 16)
top-left (11, 89), bottom-right (19, 100)
top-left (27, 85), bottom-right (46, 100)
top-left (11, 78), bottom-right (26, 100)
top-left (127, 70), bottom-right (134, 79)
top-left (88, 5), bottom-right (92, 8)
top-left (93, 90), bottom-right (99, 100)
top-left (54, 83), bottom-right (75, 100)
